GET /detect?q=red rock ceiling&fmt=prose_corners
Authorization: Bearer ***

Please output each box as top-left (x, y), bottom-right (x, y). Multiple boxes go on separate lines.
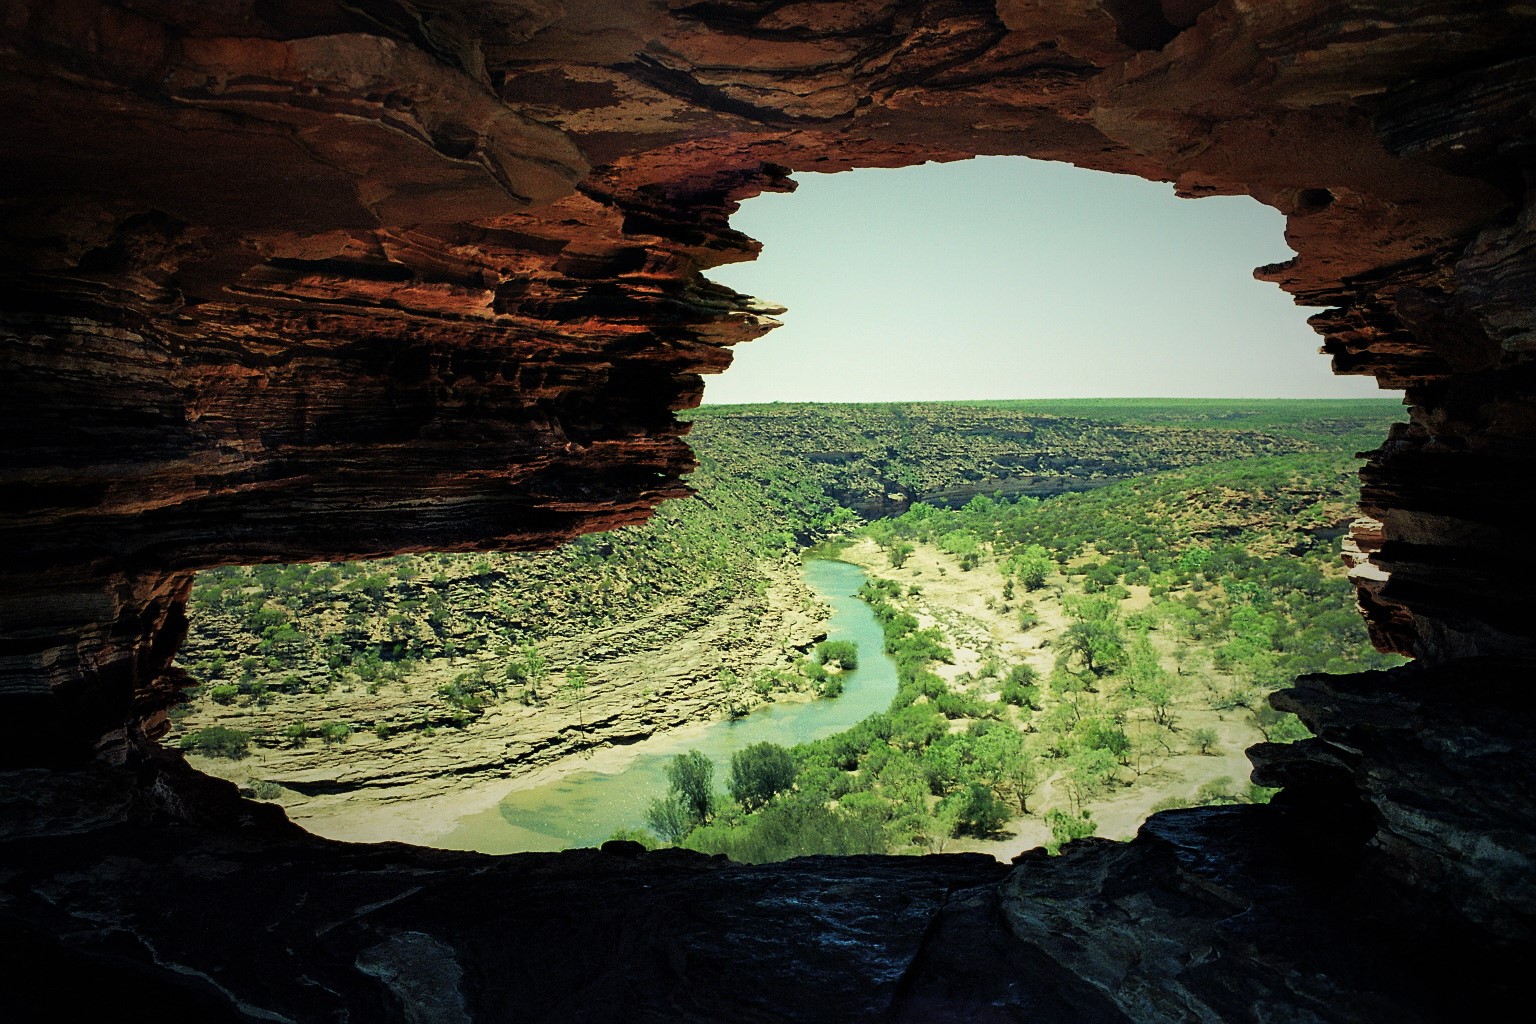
top-left (1, 2), bottom-right (1533, 753)
top-left (2, 2), bottom-right (1535, 1016)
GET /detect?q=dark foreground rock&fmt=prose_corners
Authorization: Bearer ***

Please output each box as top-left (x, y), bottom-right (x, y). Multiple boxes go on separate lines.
top-left (2, 696), bottom-right (1528, 1024)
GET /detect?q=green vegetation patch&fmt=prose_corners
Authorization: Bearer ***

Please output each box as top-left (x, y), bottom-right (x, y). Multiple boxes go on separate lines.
top-left (174, 399), bottom-right (1405, 862)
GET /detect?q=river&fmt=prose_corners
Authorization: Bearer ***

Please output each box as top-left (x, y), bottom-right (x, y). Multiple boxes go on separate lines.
top-left (437, 558), bottom-right (897, 854)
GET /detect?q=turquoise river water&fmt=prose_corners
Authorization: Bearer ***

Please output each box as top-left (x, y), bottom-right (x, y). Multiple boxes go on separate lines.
top-left (438, 558), bottom-right (898, 853)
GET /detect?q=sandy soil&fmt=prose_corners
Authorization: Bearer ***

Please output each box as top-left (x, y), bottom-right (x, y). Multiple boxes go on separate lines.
top-left (187, 538), bottom-right (1272, 858)
top-left (839, 537), bottom-right (1269, 862)
top-left (287, 723), bottom-right (707, 846)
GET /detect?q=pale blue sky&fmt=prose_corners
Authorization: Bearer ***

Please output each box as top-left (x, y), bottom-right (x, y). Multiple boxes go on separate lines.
top-left (703, 156), bottom-right (1393, 404)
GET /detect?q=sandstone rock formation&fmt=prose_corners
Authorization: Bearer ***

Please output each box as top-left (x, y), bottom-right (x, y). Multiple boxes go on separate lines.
top-left (2, 1), bottom-right (1533, 1020)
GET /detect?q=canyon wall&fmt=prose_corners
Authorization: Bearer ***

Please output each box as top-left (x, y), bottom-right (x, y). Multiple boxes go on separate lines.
top-left (2, 2), bottom-right (1533, 1019)
top-left (4, 0), bottom-right (1529, 755)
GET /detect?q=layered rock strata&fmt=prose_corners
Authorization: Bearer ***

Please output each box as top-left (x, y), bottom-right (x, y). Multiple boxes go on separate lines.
top-left (3, 1), bottom-right (1535, 1019)
top-left (3, 0), bottom-right (1529, 748)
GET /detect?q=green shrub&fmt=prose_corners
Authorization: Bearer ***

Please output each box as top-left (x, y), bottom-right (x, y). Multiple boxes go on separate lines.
top-left (438, 679), bottom-right (488, 715)
top-left (179, 726), bottom-right (251, 759)
top-left (604, 827), bottom-right (655, 850)
top-left (814, 640), bottom-right (859, 670)
top-left (1150, 794), bottom-right (1194, 813)
top-left (1044, 807), bottom-right (1095, 854)
top-left (209, 684), bottom-right (240, 705)
top-left (1190, 726), bottom-right (1219, 754)
top-left (1195, 776), bottom-right (1238, 804)
top-left (318, 721), bottom-right (352, 744)
top-left (683, 794), bottom-right (889, 862)
top-left (950, 783), bottom-right (1011, 837)
top-left (999, 663), bottom-right (1040, 708)
top-left (1254, 706), bottom-right (1311, 744)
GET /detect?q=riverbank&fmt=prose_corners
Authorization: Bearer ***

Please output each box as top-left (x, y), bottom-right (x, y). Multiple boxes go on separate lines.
top-left (182, 535), bottom-right (1274, 858)
top-left (177, 555), bottom-right (831, 841)
top-left (436, 557), bottom-right (902, 853)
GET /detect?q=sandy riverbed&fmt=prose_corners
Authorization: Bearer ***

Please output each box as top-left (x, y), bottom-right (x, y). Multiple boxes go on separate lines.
top-left (188, 537), bottom-right (1270, 860)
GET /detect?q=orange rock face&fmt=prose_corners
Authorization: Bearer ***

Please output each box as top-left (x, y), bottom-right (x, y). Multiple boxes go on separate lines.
top-left (2, 2), bottom-right (1533, 754)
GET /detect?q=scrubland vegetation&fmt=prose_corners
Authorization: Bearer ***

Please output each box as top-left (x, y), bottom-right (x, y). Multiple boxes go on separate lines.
top-left (176, 419), bottom-right (855, 749)
top-left (173, 399), bottom-right (1405, 858)
top-left (633, 442), bottom-right (1404, 861)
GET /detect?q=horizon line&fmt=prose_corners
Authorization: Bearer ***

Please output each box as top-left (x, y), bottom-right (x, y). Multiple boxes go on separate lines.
top-left (696, 395), bottom-right (1405, 407)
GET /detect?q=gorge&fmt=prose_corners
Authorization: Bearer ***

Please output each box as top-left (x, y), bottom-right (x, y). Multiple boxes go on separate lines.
top-left (166, 399), bottom-right (1396, 858)
top-left (3, 2), bottom-right (1534, 1021)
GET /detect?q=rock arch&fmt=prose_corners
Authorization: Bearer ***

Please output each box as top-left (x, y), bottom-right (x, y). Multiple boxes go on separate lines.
top-left (1, 2), bottom-right (1532, 1019)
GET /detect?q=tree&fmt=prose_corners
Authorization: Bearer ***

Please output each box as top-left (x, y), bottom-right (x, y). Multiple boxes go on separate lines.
top-left (920, 737), bottom-right (968, 796)
top-left (1191, 726), bottom-right (1219, 755)
top-left (645, 793), bottom-right (693, 845)
top-left (970, 727), bottom-right (1041, 813)
top-left (1062, 619), bottom-right (1126, 677)
top-left (919, 795), bottom-right (965, 853)
top-left (952, 782), bottom-right (1011, 837)
top-left (1080, 717), bottom-right (1132, 765)
top-left (728, 742), bottom-right (799, 811)
top-left (506, 642), bottom-right (549, 703)
top-left (1140, 678), bottom-right (1176, 728)
top-left (1125, 724), bottom-right (1170, 778)
top-left (889, 542), bottom-right (914, 569)
top-left (522, 643), bottom-right (548, 697)
top-left (999, 744), bottom-right (1043, 813)
top-left (1017, 545), bottom-right (1054, 590)
top-left (666, 750), bottom-right (716, 824)
top-left (1126, 633), bottom-right (1167, 691)
top-left (1061, 748), bottom-right (1117, 815)
top-left (1049, 667), bottom-right (1094, 725)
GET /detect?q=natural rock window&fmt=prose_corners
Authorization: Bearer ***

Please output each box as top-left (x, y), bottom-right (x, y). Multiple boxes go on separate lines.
top-left (165, 157), bottom-right (1406, 859)
top-left (3, 3), bottom-right (1532, 1019)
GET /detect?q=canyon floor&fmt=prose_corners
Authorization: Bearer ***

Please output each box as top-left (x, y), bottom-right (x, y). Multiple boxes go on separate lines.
top-left (176, 557), bottom-right (830, 844)
top-left (837, 537), bottom-right (1269, 859)
top-left (180, 534), bottom-right (1268, 859)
